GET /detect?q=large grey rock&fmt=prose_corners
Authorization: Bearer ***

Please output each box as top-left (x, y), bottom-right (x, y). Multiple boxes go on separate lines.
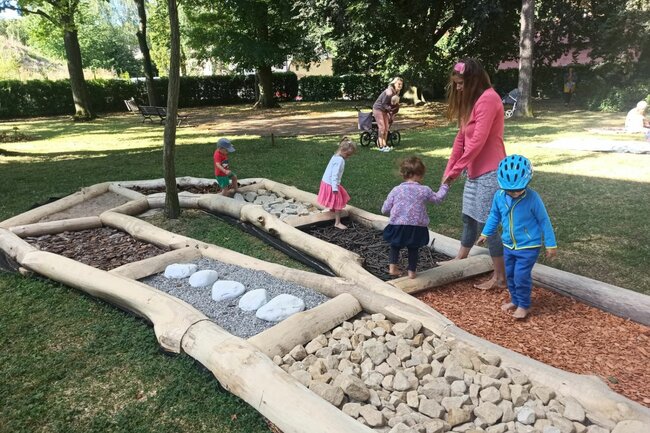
top-left (543, 426), bottom-right (562, 433)
top-left (444, 365), bottom-right (465, 384)
top-left (359, 404), bottom-right (385, 427)
top-left (419, 399), bottom-right (445, 418)
top-left (446, 408), bottom-right (472, 427)
top-left (497, 400), bottom-right (515, 423)
top-left (451, 380), bottom-right (468, 396)
top-left (480, 386), bottom-right (502, 404)
top-left (517, 407), bottom-right (536, 425)
top-left (531, 386), bottom-right (555, 405)
top-left (338, 374), bottom-right (370, 401)
top-left (547, 413), bottom-right (577, 433)
top-left (420, 380), bottom-right (451, 401)
top-left (441, 395), bottom-right (469, 411)
top-left (342, 402), bottom-right (361, 418)
top-left (612, 420), bottom-right (649, 433)
top-left (392, 322), bottom-right (416, 339)
top-left (475, 402), bottom-right (503, 425)
top-left (424, 419), bottom-right (448, 433)
top-left (308, 382), bottom-right (344, 406)
top-left (393, 371), bottom-right (416, 391)
top-left (364, 340), bottom-right (390, 365)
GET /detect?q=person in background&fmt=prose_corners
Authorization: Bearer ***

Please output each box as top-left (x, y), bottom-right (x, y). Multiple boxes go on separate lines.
top-left (624, 100), bottom-right (650, 133)
top-left (373, 77), bottom-right (403, 152)
top-left (441, 58), bottom-right (507, 290)
top-left (382, 157), bottom-right (449, 279)
top-left (213, 138), bottom-right (238, 196)
top-left (563, 67), bottom-right (577, 106)
top-left (478, 155), bottom-right (557, 319)
top-left (317, 137), bottom-right (357, 229)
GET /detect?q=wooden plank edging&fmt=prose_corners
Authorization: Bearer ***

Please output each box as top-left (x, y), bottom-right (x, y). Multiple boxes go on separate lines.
top-left (9, 216), bottom-right (103, 238)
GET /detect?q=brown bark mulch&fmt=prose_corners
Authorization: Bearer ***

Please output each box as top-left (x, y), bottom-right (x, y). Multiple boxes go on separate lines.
top-left (302, 220), bottom-right (451, 281)
top-left (25, 227), bottom-right (168, 271)
top-left (416, 277), bottom-right (650, 407)
top-left (128, 184), bottom-right (222, 195)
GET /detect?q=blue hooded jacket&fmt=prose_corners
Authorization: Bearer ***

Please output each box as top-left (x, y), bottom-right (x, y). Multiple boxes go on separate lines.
top-left (481, 188), bottom-right (557, 250)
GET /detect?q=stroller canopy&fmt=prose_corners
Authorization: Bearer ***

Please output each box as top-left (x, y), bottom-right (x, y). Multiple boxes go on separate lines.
top-left (502, 88), bottom-right (519, 105)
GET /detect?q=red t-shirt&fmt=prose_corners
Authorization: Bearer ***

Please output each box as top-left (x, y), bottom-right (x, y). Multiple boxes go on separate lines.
top-left (214, 150), bottom-right (230, 176)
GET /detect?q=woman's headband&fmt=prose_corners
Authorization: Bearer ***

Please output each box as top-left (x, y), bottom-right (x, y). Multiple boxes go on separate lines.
top-left (453, 62), bottom-right (465, 75)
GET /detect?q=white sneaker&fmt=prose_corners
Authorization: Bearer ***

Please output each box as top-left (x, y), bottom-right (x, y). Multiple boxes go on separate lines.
top-left (383, 147), bottom-right (392, 152)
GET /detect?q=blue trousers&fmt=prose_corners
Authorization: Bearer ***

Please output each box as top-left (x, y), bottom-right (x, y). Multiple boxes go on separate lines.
top-left (504, 247), bottom-right (540, 309)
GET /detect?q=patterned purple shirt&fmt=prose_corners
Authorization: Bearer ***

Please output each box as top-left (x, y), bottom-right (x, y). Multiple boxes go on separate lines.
top-left (381, 182), bottom-right (449, 226)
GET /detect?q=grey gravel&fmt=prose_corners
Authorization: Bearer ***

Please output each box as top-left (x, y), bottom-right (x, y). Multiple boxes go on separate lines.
top-left (142, 257), bottom-right (329, 338)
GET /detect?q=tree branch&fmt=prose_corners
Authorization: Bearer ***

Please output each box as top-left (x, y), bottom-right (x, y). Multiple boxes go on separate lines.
top-left (0, 4), bottom-right (56, 24)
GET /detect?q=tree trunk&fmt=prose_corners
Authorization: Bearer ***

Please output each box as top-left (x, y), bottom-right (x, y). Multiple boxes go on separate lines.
top-left (135, 0), bottom-right (159, 106)
top-left (163, 0), bottom-right (181, 219)
top-left (514, 0), bottom-right (534, 118)
top-left (63, 29), bottom-right (95, 120)
top-left (254, 65), bottom-right (279, 108)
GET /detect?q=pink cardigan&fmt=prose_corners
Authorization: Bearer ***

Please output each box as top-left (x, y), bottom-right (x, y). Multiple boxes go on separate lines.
top-left (444, 88), bottom-right (506, 180)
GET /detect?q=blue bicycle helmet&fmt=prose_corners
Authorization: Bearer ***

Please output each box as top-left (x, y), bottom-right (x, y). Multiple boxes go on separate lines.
top-left (497, 155), bottom-right (532, 190)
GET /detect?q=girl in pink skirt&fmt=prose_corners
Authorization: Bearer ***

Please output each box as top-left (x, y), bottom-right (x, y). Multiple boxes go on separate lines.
top-left (317, 137), bottom-right (357, 229)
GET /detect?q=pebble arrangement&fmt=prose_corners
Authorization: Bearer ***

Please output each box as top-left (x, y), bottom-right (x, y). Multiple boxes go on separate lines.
top-left (275, 313), bottom-right (627, 433)
top-left (141, 258), bottom-right (330, 338)
top-left (233, 189), bottom-right (322, 221)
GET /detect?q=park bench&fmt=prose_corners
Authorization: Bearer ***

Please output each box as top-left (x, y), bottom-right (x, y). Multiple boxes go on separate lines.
top-left (124, 99), bottom-right (189, 126)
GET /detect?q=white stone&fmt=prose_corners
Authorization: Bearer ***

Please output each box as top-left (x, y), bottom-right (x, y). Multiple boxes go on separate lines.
top-left (419, 399), bottom-right (445, 418)
top-left (612, 420), bottom-right (649, 433)
top-left (517, 407), bottom-right (536, 425)
top-left (359, 404), bottom-right (385, 427)
top-left (255, 294), bottom-right (305, 321)
top-left (543, 427), bottom-right (562, 433)
top-left (211, 280), bottom-right (245, 301)
top-left (475, 402), bottom-right (503, 425)
top-left (238, 289), bottom-right (268, 311)
top-left (164, 263), bottom-right (198, 279)
top-left (188, 269), bottom-right (219, 287)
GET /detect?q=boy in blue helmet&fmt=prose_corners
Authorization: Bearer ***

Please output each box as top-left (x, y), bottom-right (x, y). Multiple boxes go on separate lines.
top-left (477, 155), bottom-right (557, 319)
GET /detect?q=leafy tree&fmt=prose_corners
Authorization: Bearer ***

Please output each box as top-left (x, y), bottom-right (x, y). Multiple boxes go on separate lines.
top-left (0, 0), bottom-right (96, 119)
top-left (183, 0), bottom-right (318, 108)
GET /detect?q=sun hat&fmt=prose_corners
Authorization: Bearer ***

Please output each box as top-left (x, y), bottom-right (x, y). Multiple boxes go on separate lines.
top-left (217, 138), bottom-right (235, 152)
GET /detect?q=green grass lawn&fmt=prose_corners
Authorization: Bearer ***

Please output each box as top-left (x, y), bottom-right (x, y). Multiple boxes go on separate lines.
top-left (1, 101), bottom-right (649, 432)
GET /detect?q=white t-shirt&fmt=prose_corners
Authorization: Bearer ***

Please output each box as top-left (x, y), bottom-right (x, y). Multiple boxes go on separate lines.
top-left (625, 109), bottom-right (648, 133)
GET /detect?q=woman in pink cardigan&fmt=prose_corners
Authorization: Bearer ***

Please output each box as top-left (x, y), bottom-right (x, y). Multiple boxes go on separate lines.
top-left (441, 58), bottom-right (507, 290)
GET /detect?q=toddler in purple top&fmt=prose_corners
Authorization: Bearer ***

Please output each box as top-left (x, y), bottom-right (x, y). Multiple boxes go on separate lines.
top-left (382, 157), bottom-right (450, 279)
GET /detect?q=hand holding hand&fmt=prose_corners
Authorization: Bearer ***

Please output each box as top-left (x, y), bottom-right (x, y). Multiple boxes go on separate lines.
top-left (476, 235), bottom-right (487, 246)
top-left (545, 248), bottom-right (557, 259)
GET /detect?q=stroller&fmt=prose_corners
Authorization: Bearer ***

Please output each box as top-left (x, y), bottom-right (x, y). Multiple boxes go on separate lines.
top-left (356, 107), bottom-right (401, 147)
top-left (502, 88), bottom-right (519, 119)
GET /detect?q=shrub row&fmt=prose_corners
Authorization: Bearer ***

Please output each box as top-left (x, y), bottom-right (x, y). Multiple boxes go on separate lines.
top-left (298, 74), bottom-right (384, 101)
top-left (0, 72), bottom-right (299, 119)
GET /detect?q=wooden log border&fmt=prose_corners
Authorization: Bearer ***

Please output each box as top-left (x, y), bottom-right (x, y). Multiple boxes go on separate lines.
top-left (0, 178), bottom-right (649, 429)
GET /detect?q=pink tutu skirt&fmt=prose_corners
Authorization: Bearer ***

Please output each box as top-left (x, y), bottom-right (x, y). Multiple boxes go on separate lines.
top-left (317, 181), bottom-right (350, 211)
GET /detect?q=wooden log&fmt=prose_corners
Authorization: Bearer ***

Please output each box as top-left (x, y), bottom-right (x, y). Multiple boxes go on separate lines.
top-left (281, 210), bottom-right (348, 228)
top-left (197, 195), bottom-right (247, 219)
top-left (108, 183), bottom-right (147, 201)
top-left (532, 263), bottom-right (650, 327)
top-left (147, 194), bottom-right (201, 209)
top-left (109, 246), bottom-right (203, 280)
top-left (20, 250), bottom-right (208, 353)
top-left (248, 293), bottom-right (362, 359)
top-left (9, 216), bottom-right (103, 238)
top-left (100, 211), bottom-right (194, 249)
top-left (0, 228), bottom-right (39, 263)
top-left (107, 197), bottom-right (150, 216)
top-left (181, 321), bottom-right (374, 433)
top-left (389, 255), bottom-right (493, 294)
top-left (0, 182), bottom-right (109, 228)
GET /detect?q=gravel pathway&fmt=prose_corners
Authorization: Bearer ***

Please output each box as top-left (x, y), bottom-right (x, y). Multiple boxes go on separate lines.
top-left (142, 258), bottom-right (330, 338)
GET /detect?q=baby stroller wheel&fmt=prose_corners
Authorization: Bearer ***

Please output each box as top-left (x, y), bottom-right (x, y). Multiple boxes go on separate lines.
top-left (388, 131), bottom-right (401, 147)
top-left (360, 131), bottom-right (372, 147)
top-left (505, 109), bottom-right (514, 119)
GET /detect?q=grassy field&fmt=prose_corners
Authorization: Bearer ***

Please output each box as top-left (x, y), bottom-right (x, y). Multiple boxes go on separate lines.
top-left (1, 101), bottom-right (649, 432)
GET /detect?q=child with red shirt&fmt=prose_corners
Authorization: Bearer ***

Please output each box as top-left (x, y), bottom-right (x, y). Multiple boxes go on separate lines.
top-left (214, 138), bottom-right (238, 196)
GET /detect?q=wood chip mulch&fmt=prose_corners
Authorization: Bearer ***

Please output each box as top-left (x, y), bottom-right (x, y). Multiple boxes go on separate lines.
top-left (416, 277), bottom-right (650, 407)
top-left (25, 227), bottom-right (168, 271)
top-left (302, 220), bottom-right (451, 281)
top-left (128, 184), bottom-right (222, 195)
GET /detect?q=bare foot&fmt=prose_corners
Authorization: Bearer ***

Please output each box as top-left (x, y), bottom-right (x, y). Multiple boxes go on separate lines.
top-left (501, 302), bottom-right (516, 312)
top-left (408, 271), bottom-right (417, 279)
top-left (389, 265), bottom-right (405, 277)
top-left (473, 275), bottom-right (506, 290)
top-left (512, 307), bottom-right (529, 319)
top-left (334, 223), bottom-right (348, 230)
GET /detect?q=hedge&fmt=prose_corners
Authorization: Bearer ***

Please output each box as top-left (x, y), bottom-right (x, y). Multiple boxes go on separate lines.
top-left (0, 72), bottom-right (299, 119)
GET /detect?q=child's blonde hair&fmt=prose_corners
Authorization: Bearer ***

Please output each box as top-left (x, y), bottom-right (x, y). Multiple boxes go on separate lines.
top-left (391, 95), bottom-right (400, 105)
top-left (338, 136), bottom-right (357, 155)
top-left (400, 156), bottom-right (426, 179)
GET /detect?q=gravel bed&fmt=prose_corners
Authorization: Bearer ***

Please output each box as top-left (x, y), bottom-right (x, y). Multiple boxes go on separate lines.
top-left (142, 257), bottom-right (330, 338)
